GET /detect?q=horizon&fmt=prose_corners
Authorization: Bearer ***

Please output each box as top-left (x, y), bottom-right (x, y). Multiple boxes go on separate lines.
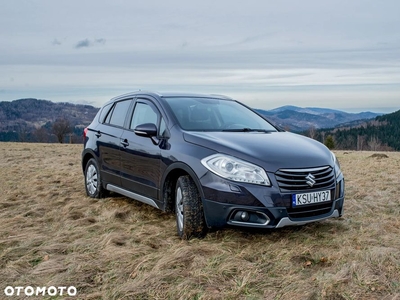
top-left (0, 97), bottom-right (397, 115)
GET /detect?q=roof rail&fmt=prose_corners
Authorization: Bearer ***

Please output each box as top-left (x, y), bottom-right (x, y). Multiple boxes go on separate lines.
top-left (209, 94), bottom-right (232, 99)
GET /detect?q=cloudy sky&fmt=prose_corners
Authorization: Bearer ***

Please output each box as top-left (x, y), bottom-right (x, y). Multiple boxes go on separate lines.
top-left (1, 0), bottom-right (399, 112)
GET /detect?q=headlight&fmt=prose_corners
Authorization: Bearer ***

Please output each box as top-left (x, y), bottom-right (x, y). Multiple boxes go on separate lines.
top-left (201, 154), bottom-right (271, 186)
top-left (331, 151), bottom-right (342, 178)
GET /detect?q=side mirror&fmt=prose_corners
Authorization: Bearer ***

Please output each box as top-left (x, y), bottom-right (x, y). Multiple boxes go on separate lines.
top-left (134, 123), bottom-right (158, 138)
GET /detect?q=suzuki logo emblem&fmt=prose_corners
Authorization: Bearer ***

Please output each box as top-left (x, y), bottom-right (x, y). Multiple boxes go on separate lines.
top-left (305, 173), bottom-right (316, 187)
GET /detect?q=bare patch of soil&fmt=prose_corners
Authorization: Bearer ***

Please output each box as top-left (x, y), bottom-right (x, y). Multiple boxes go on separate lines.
top-left (369, 153), bottom-right (389, 159)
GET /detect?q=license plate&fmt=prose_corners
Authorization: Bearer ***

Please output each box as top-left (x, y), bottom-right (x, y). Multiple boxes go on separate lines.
top-left (292, 190), bottom-right (331, 207)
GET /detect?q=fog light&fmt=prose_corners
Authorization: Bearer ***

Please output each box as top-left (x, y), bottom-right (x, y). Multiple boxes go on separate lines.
top-left (240, 211), bottom-right (250, 222)
top-left (230, 210), bottom-right (270, 226)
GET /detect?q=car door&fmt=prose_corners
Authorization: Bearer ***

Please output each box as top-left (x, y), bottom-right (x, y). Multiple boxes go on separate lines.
top-left (96, 99), bottom-right (133, 186)
top-left (119, 98), bottom-right (162, 201)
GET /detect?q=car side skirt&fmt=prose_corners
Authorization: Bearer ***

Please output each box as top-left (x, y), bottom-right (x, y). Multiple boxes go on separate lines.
top-left (106, 184), bottom-right (160, 209)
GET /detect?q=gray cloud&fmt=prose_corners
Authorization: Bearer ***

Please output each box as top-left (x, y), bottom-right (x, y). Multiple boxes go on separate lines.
top-left (75, 38), bottom-right (106, 49)
top-left (52, 39), bottom-right (62, 46)
top-left (95, 38), bottom-right (106, 45)
top-left (180, 41), bottom-right (188, 49)
top-left (75, 39), bottom-right (91, 49)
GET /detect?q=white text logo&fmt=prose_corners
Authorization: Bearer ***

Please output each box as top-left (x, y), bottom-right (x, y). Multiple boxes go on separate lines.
top-left (4, 286), bottom-right (77, 297)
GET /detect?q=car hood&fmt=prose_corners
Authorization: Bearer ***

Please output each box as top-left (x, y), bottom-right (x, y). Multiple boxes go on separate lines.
top-left (183, 131), bottom-right (333, 172)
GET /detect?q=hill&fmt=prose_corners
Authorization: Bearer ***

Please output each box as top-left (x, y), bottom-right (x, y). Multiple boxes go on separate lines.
top-left (310, 109), bottom-right (400, 151)
top-left (0, 98), bottom-right (99, 142)
top-left (0, 99), bottom-right (393, 145)
top-left (256, 106), bottom-right (382, 132)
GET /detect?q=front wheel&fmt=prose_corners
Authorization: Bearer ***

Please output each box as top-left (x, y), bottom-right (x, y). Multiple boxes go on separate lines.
top-left (84, 158), bottom-right (106, 198)
top-left (175, 175), bottom-right (207, 239)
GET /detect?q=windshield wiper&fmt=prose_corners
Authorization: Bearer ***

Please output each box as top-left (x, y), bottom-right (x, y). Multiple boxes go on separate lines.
top-left (222, 128), bottom-right (275, 133)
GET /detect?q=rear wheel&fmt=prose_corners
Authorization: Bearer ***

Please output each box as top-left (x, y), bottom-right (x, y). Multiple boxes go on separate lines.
top-left (175, 175), bottom-right (207, 239)
top-left (84, 158), bottom-right (106, 198)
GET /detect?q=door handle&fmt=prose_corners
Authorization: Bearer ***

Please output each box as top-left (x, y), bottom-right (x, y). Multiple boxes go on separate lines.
top-left (121, 139), bottom-right (129, 147)
top-left (95, 131), bottom-right (101, 138)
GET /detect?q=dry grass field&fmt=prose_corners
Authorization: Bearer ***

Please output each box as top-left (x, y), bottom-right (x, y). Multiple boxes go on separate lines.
top-left (0, 142), bottom-right (399, 300)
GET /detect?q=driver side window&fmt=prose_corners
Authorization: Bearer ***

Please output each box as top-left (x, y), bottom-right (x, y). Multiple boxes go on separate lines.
top-left (130, 102), bottom-right (158, 130)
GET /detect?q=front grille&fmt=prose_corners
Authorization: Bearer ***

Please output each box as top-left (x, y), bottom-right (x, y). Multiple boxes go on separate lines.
top-left (275, 166), bottom-right (335, 193)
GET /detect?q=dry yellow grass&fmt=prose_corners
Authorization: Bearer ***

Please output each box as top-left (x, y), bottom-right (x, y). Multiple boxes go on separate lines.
top-left (0, 142), bottom-right (399, 300)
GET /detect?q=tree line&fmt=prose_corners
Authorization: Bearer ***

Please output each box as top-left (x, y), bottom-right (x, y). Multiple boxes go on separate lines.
top-left (303, 109), bottom-right (400, 151)
top-left (0, 118), bottom-right (84, 144)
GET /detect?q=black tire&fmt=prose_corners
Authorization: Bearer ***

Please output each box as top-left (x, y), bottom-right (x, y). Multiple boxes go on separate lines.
top-left (84, 158), bottom-right (106, 198)
top-left (175, 175), bottom-right (207, 239)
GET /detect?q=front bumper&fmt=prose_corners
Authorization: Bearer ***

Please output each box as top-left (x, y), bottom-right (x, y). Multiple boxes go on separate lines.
top-left (200, 171), bottom-right (345, 229)
top-left (202, 197), bottom-right (344, 228)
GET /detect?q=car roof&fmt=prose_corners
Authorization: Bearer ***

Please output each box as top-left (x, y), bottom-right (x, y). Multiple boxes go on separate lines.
top-left (107, 90), bottom-right (233, 104)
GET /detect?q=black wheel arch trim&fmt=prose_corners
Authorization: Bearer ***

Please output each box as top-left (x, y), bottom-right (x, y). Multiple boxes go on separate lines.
top-left (161, 161), bottom-right (206, 204)
top-left (161, 162), bottom-right (204, 199)
top-left (81, 149), bottom-right (98, 173)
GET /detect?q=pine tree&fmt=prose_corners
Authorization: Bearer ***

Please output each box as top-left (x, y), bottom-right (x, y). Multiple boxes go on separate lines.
top-left (325, 135), bottom-right (335, 149)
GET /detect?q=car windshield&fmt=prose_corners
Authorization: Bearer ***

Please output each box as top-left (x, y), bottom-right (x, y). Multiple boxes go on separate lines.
top-left (163, 97), bottom-right (277, 132)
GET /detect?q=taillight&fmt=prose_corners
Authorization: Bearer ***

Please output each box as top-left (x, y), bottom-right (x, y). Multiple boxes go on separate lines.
top-left (83, 128), bottom-right (88, 139)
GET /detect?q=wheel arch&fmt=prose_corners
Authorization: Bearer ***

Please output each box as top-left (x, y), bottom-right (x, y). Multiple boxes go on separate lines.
top-left (161, 162), bottom-right (205, 213)
top-left (81, 149), bottom-right (97, 174)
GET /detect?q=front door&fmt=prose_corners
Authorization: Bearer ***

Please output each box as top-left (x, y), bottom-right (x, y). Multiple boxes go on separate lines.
top-left (119, 99), bottom-right (162, 200)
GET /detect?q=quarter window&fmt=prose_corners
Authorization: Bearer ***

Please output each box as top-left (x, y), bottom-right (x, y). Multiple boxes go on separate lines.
top-left (159, 118), bottom-right (167, 136)
top-left (99, 103), bottom-right (113, 123)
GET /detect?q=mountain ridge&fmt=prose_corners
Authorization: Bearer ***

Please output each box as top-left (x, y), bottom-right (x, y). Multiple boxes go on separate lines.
top-left (0, 98), bottom-right (396, 145)
top-left (255, 106), bottom-right (383, 131)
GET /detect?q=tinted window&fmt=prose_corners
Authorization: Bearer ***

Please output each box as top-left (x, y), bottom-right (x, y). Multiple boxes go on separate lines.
top-left (130, 102), bottom-right (158, 130)
top-left (99, 103), bottom-right (113, 123)
top-left (109, 100), bottom-right (132, 127)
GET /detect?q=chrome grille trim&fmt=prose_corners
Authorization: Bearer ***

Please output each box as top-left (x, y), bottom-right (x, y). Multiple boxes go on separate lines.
top-left (275, 166), bottom-right (335, 192)
top-left (278, 166), bottom-right (331, 173)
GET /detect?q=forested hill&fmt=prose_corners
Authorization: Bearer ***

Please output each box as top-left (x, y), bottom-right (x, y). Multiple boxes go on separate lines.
top-left (313, 109), bottom-right (400, 151)
top-left (0, 98), bottom-right (99, 143)
top-left (375, 110), bottom-right (400, 150)
top-left (1, 98), bottom-right (399, 149)
top-left (0, 98), bottom-right (98, 124)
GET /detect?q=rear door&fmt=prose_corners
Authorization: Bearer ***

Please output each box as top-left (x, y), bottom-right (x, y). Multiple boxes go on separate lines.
top-left (119, 98), bottom-right (163, 200)
top-left (96, 99), bottom-right (133, 186)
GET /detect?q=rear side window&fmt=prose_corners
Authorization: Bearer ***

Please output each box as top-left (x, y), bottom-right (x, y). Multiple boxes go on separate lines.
top-left (107, 100), bottom-right (132, 127)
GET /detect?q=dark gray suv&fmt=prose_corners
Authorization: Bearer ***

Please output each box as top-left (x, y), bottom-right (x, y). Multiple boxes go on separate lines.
top-left (82, 91), bottom-right (345, 239)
